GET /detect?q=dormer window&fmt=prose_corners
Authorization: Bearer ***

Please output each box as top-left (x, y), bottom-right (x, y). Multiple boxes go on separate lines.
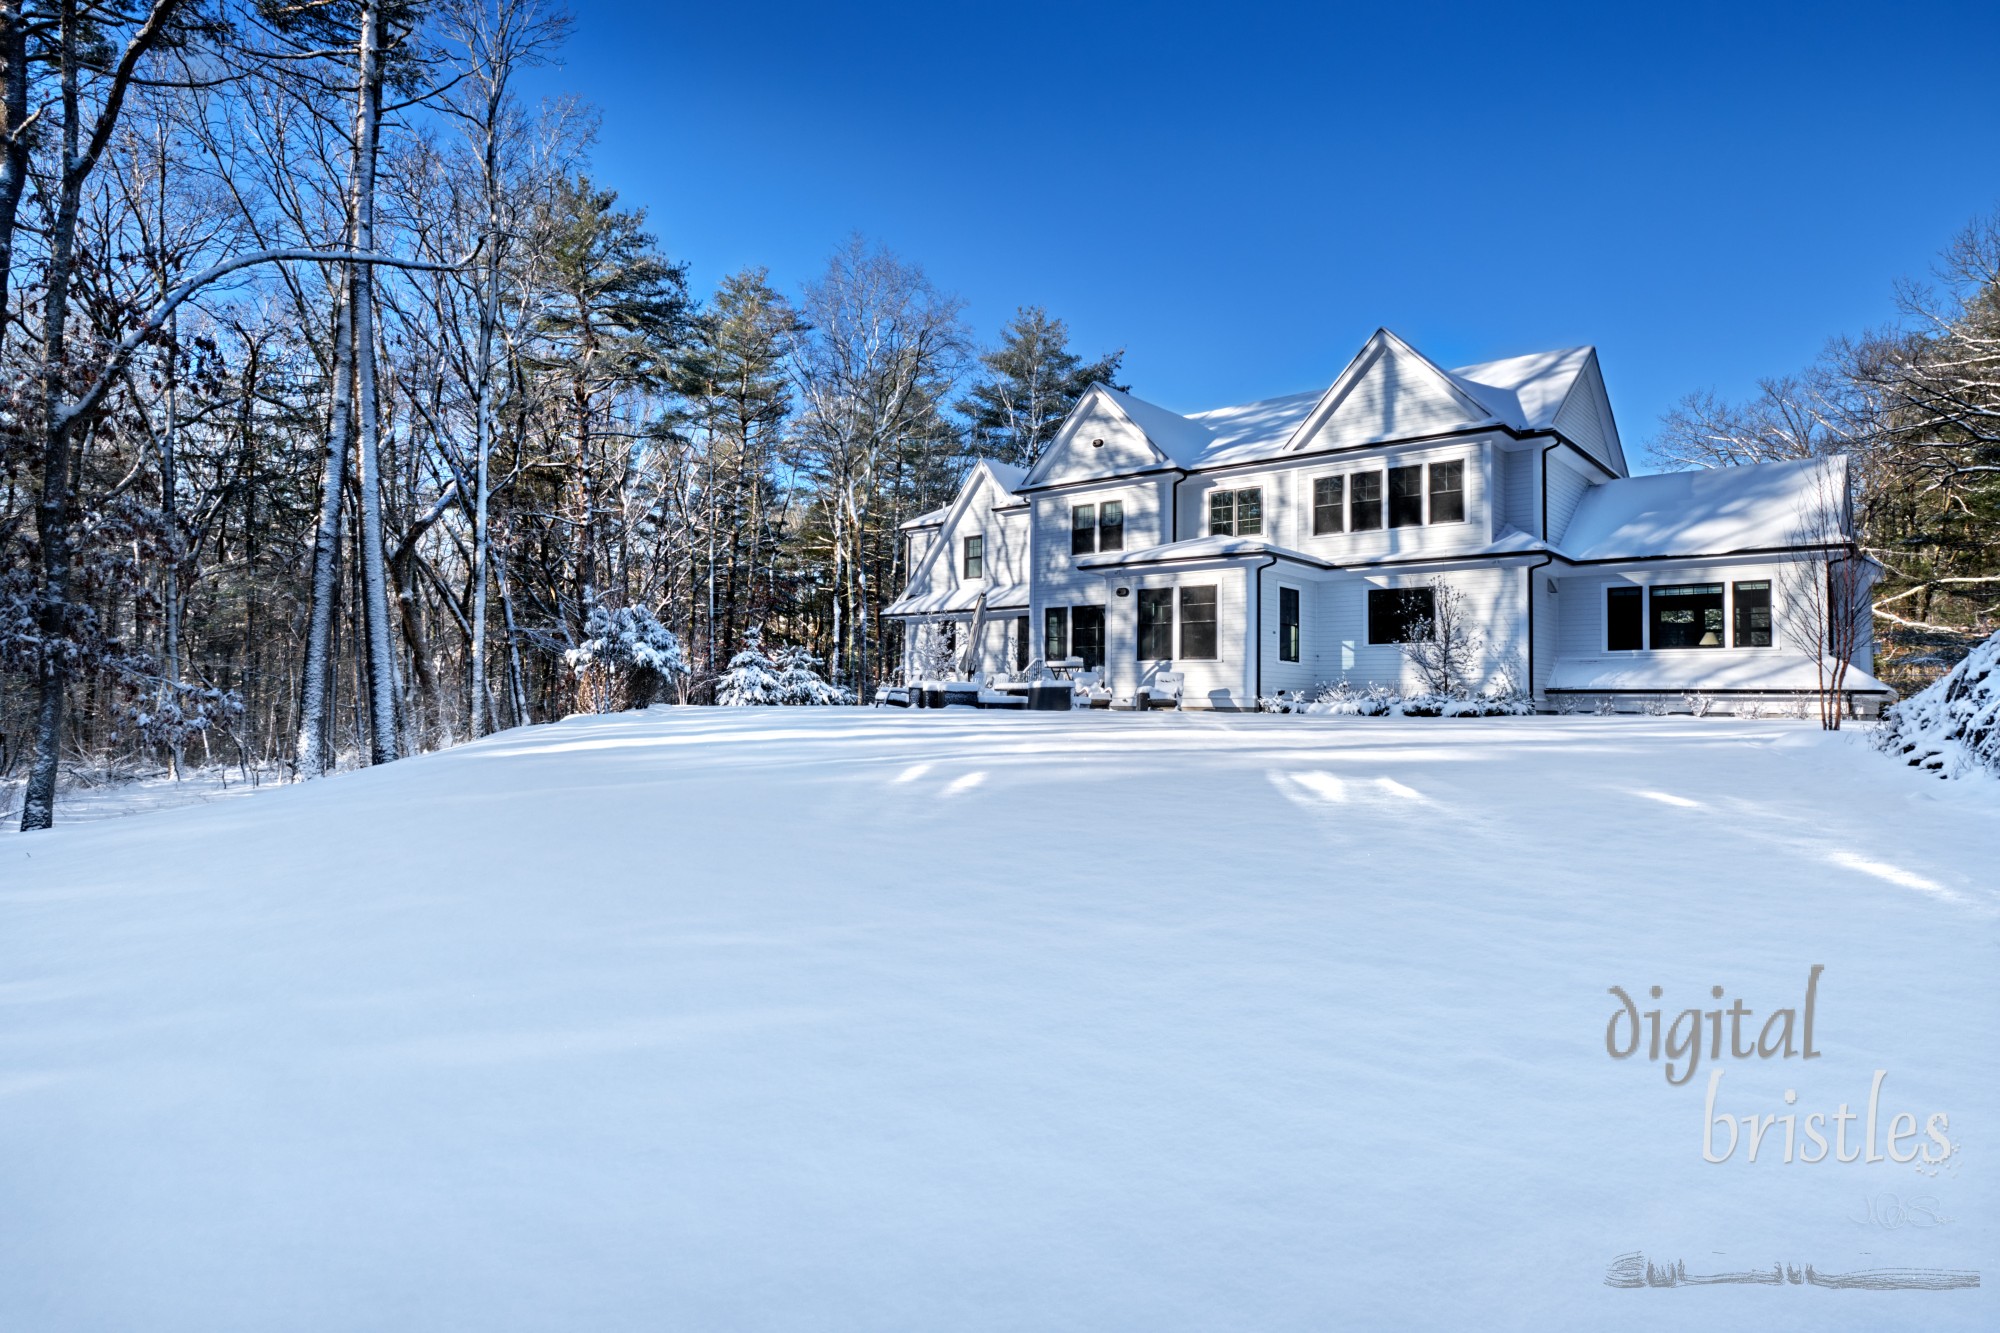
top-left (1209, 487), bottom-right (1263, 537)
top-left (963, 535), bottom-right (984, 579)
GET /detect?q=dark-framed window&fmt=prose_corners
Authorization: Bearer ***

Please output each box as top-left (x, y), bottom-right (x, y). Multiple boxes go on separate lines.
top-left (1071, 504), bottom-right (1097, 555)
top-left (1313, 476), bottom-right (1344, 535)
top-left (1208, 487), bottom-right (1263, 537)
top-left (1015, 615), bottom-right (1030, 671)
top-left (1606, 586), bottom-right (1643, 652)
top-left (1733, 581), bottom-right (1772, 647)
top-left (1071, 605), bottom-right (1105, 670)
top-left (1367, 587), bottom-right (1436, 644)
top-left (1044, 606), bottom-right (1068, 661)
top-left (1428, 461), bottom-right (1465, 524)
top-left (963, 534), bottom-right (984, 579)
top-left (1136, 589), bottom-right (1174, 659)
top-left (1180, 585), bottom-right (1218, 659)
top-left (1650, 583), bottom-right (1725, 649)
top-left (1279, 586), bottom-right (1301, 662)
top-left (1388, 465), bottom-right (1425, 528)
top-left (1098, 500), bottom-right (1124, 551)
top-left (1350, 470), bottom-right (1384, 530)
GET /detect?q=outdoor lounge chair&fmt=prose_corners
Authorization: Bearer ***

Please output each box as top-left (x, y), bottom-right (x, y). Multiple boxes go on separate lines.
top-left (1073, 669), bottom-right (1113, 709)
top-left (1137, 671), bottom-right (1184, 710)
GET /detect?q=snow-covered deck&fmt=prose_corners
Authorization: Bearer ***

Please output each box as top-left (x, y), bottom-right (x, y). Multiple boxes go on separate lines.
top-left (3, 710), bottom-right (1993, 1328)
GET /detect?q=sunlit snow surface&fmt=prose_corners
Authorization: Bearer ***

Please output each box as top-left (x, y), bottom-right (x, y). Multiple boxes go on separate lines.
top-left (3, 710), bottom-right (1995, 1331)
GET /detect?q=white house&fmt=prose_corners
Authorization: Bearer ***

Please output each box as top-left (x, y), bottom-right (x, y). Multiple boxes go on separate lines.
top-left (884, 329), bottom-right (1893, 712)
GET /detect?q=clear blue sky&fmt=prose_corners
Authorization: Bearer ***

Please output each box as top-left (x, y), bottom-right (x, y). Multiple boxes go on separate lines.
top-left (519, 0), bottom-right (2000, 467)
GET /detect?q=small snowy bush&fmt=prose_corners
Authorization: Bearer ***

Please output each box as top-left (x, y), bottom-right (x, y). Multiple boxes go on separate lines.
top-left (1681, 691), bottom-right (1715, 718)
top-left (715, 631), bottom-right (784, 706)
top-left (1875, 630), bottom-right (2000, 780)
top-left (773, 644), bottom-right (853, 706)
top-left (566, 605), bottom-right (689, 713)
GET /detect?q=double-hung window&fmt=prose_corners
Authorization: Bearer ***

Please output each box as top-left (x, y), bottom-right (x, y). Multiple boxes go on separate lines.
top-left (1136, 589), bottom-right (1174, 659)
top-left (1349, 471), bottom-right (1384, 530)
top-left (1208, 487), bottom-right (1263, 537)
top-left (1279, 586), bottom-right (1301, 662)
top-left (1179, 586), bottom-right (1219, 659)
top-left (1428, 461), bottom-right (1465, 523)
top-left (1312, 476), bottom-right (1344, 535)
top-left (1071, 504), bottom-right (1097, 555)
top-left (1070, 501), bottom-right (1125, 555)
top-left (1388, 465), bottom-right (1425, 527)
top-left (962, 534), bottom-right (983, 579)
top-left (1044, 607), bottom-right (1068, 661)
top-left (1733, 581), bottom-right (1772, 647)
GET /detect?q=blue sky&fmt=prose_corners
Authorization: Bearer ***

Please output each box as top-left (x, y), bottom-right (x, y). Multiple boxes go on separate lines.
top-left (520, 1), bottom-right (1999, 467)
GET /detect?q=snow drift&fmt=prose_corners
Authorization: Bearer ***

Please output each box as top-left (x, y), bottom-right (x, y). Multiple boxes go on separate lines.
top-left (1875, 629), bottom-right (2000, 779)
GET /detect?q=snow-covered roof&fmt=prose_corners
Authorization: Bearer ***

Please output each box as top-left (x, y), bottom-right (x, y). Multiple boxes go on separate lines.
top-left (1548, 652), bottom-right (1891, 696)
top-left (1445, 347), bottom-right (1595, 431)
top-left (1070, 336), bottom-right (1601, 475)
top-left (882, 581), bottom-right (1029, 618)
top-left (1560, 457), bottom-right (1848, 562)
top-left (1076, 535), bottom-right (1332, 570)
top-left (898, 460), bottom-right (1027, 529)
top-left (898, 504), bottom-right (951, 531)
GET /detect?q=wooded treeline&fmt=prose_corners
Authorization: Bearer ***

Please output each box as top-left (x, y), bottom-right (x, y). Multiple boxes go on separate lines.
top-left (1652, 210), bottom-right (2000, 693)
top-left (0, 0), bottom-right (1121, 828)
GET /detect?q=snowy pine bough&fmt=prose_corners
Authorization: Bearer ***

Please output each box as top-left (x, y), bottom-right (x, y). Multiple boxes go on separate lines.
top-left (565, 607), bottom-right (690, 714)
top-left (1874, 629), bottom-right (2000, 780)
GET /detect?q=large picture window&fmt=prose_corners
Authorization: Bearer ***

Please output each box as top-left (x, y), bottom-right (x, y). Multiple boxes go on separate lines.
top-left (1367, 587), bottom-right (1435, 644)
top-left (1606, 586), bottom-right (1643, 651)
top-left (1428, 461), bottom-right (1465, 524)
top-left (1350, 470), bottom-right (1383, 531)
top-left (1071, 504), bottom-right (1097, 555)
top-left (1044, 606), bottom-right (1068, 661)
top-left (1650, 583), bottom-right (1725, 648)
top-left (1279, 586), bottom-right (1301, 662)
top-left (1313, 476), bottom-right (1344, 535)
top-left (1208, 487), bottom-right (1263, 537)
top-left (1179, 585), bottom-right (1218, 659)
top-left (962, 534), bottom-right (983, 579)
top-left (1136, 589), bottom-right (1174, 659)
top-left (1098, 500), bottom-right (1124, 552)
top-left (1733, 581), bottom-right (1772, 647)
top-left (1388, 465), bottom-right (1425, 527)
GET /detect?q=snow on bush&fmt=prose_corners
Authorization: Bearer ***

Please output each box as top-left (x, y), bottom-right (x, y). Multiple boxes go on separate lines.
top-left (773, 644), bottom-right (853, 706)
top-left (565, 605), bottom-right (688, 713)
top-left (717, 633), bottom-right (853, 706)
top-left (1874, 629), bottom-right (2000, 779)
top-left (1273, 679), bottom-right (1533, 718)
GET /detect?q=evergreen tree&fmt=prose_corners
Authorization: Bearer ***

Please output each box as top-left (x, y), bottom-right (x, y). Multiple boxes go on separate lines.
top-left (715, 629), bottom-right (783, 706)
top-left (773, 643), bottom-right (849, 705)
top-left (957, 307), bottom-right (1126, 467)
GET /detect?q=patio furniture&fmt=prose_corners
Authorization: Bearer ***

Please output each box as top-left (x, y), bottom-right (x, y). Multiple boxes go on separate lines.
top-left (1027, 681), bottom-right (1073, 711)
top-left (1137, 671), bottom-right (1184, 710)
top-left (874, 685), bottom-right (910, 708)
top-left (942, 682), bottom-right (981, 708)
top-left (1073, 669), bottom-right (1113, 709)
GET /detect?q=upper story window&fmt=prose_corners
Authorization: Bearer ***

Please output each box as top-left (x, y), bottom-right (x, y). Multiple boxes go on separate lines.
top-left (1350, 471), bottom-right (1384, 531)
top-left (1429, 461), bottom-right (1465, 523)
top-left (1389, 465), bottom-right (1425, 527)
top-left (1071, 501), bottom-right (1124, 555)
top-left (963, 534), bottom-right (984, 579)
top-left (1312, 476), bottom-right (1344, 535)
top-left (1209, 487), bottom-right (1262, 537)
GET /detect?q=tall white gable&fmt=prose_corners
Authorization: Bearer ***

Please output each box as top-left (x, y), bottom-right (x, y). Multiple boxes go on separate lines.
top-left (1022, 386), bottom-right (1174, 489)
top-left (1291, 331), bottom-right (1499, 452)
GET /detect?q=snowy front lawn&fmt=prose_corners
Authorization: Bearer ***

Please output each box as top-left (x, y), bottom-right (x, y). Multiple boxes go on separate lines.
top-left (2, 710), bottom-right (1994, 1331)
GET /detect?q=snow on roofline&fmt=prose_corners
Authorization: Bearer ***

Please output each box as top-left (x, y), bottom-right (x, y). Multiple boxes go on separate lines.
top-left (1560, 456), bottom-right (1850, 562)
top-left (883, 581), bottom-right (1029, 618)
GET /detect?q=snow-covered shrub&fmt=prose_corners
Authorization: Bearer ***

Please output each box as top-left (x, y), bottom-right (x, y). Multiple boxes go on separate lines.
top-left (1643, 698), bottom-right (1672, 717)
top-left (1736, 700), bottom-right (1766, 719)
top-left (1594, 696), bottom-right (1619, 716)
top-left (908, 619), bottom-right (958, 683)
top-left (715, 631), bottom-right (784, 706)
top-left (1875, 630), bottom-right (1999, 779)
top-left (1681, 691), bottom-right (1715, 718)
top-left (1399, 577), bottom-right (1482, 696)
top-left (1443, 694), bottom-right (1535, 717)
top-left (1298, 679), bottom-right (1397, 716)
top-left (566, 605), bottom-right (689, 713)
top-left (773, 644), bottom-right (853, 706)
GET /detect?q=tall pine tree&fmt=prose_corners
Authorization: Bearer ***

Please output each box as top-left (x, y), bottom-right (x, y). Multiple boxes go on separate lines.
top-left (957, 307), bottom-right (1125, 468)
